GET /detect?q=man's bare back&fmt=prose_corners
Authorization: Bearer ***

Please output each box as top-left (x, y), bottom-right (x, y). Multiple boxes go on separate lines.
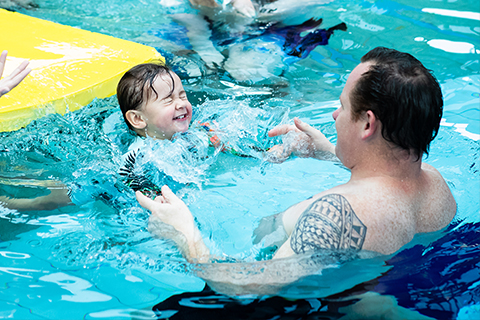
top-left (275, 163), bottom-right (456, 258)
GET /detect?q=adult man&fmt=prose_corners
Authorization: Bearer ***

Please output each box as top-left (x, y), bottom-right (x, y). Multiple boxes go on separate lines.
top-left (136, 47), bottom-right (456, 263)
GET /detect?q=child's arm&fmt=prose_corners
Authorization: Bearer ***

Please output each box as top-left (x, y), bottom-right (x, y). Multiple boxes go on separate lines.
top-left (199, 121), bottom-right (266, 158)
top-left (0, 187), bottom-right (72, 211)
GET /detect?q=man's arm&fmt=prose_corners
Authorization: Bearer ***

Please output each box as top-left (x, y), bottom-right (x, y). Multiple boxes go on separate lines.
top-left (274, 194), bottom-right (367, 259)
top-left (267, 117), bottom-right (338, 163)
top-left (136, 189), bottom-right (372, 296)
top-left (199, 194), bottom-right (369, 296)
top-left (137, 185), bottom-right (289, 263)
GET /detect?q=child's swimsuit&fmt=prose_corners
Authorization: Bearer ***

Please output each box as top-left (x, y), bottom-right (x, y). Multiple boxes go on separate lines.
top-left (119, 121), bottom-right (266, 198)
top-left (119, 139), bottom-right (184, 198)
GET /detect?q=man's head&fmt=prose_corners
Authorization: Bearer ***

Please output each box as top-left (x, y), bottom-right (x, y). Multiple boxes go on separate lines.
top-left (117, 62), bottom-right (192, 139)
top-left (349, 47), bottom-right (443, 160)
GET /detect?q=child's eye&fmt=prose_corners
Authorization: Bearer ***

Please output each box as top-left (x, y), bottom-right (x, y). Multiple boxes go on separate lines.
top-left (163, 98), bottom-right (173, 105)
top-left (180, 93), bottom-right (187, 100)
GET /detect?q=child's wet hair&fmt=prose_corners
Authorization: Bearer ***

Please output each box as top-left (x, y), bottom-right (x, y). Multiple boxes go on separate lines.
top-left (117, 61), bottom-right (175, 130)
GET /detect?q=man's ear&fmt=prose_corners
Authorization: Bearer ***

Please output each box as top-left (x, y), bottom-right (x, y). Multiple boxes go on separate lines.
top-left (125, 110), bottom-right (147, 130)
top-left (362, 110), bottom-right (378, 140)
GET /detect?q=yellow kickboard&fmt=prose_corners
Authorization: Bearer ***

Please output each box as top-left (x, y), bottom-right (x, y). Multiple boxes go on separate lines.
top-left (0, 9), bottom-right (163, 132)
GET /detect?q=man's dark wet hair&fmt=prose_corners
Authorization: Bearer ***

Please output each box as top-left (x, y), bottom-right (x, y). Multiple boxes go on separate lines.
top-left (351, 47), bottom-right (443, 160)
top-left (117, 62), bottom-right (175, 131)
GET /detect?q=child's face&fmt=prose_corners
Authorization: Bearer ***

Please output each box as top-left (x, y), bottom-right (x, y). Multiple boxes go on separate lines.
top-left (141, 72), bottom-right (192, 139)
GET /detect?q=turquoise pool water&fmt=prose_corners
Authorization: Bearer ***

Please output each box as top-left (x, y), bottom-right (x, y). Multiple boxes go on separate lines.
top-left (0, 0), bottom-right (479, 319)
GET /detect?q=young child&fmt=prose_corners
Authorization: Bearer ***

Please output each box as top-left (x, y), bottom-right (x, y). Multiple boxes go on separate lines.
top-left (116, 61), bottom-right (272, 198)
top-left (115, 62), bottom-right (196, 197)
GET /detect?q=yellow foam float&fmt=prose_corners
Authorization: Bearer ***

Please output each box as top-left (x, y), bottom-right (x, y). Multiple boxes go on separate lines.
top-left (0, 9), bottom-right (163, 132)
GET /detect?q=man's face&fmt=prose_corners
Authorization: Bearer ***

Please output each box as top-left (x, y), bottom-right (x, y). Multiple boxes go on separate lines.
top-left (332, 63), bottom-right (371, 167)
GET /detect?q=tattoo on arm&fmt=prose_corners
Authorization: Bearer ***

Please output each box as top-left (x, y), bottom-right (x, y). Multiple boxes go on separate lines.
top-left (290, 194), bottom-right (367, 253)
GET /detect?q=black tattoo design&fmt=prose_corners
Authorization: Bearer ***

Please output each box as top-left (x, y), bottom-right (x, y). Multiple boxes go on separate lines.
top-left (290, 194), bottom-right (367, 253)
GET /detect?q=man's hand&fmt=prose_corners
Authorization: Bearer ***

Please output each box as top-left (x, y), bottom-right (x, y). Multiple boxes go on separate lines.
top-left (0, 50), bottom-right (31, 98)
top-left (136, 186), bottom-right (195, 239)
top-left (136, 186), bottom-right (210, 262)
top-left (266, 117), bottom-right (336, 163)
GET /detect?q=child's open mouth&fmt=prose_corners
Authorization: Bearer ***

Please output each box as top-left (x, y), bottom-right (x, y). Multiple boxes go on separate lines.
top-left (173, 114), bottom-right (188, 120)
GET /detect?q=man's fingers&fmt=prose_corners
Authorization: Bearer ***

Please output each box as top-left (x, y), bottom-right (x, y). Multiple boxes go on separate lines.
top-left (136, 191), bottom-right (157, 210)
top-left (160, 185), bottom-right (177, 202)
top-left (294, 117), bottom-right (317, 136)
top-left (268, 124), bottom-right (296, 137)
top-left (136, 186), bottom-right (177, 213)
top-left (268, 119), bottom-right (312, 138)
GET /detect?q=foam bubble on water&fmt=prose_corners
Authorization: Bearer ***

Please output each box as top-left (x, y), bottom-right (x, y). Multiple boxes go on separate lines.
top-left (427, 39), bottom-right (479, 54)
top-left (40, 272), bottom-right (112, 303)
top-left (88, 308), bottom-right (157, 319)
top-left (422, 8), bottom-right (480, 21)
top-left (159, 0), bottom-right (182, 6)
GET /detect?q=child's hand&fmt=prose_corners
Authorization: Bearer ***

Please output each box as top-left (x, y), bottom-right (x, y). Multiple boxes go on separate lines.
top-left (267, 117), bottom-right (336, 163)
top-left (0, 50), bottom-right (31, 98)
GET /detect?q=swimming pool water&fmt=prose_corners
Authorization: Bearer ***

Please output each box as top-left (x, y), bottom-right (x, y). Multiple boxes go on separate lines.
top-left (0, 0), bottom-right (479, 319)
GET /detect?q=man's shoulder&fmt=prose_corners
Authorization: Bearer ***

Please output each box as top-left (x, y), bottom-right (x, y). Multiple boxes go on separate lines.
top-left (282, 168), bottom-right (455, 255)
top-left (418, 163), bottom-right (457, 232)
top-left (288, 190), bottom-right (418, 255)
top-left (287, 183), bottom-right (411, 253)
top-left (289, 194), bottom-right (368, 253)
top-left (421, 162), bottom-right (442, 178)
